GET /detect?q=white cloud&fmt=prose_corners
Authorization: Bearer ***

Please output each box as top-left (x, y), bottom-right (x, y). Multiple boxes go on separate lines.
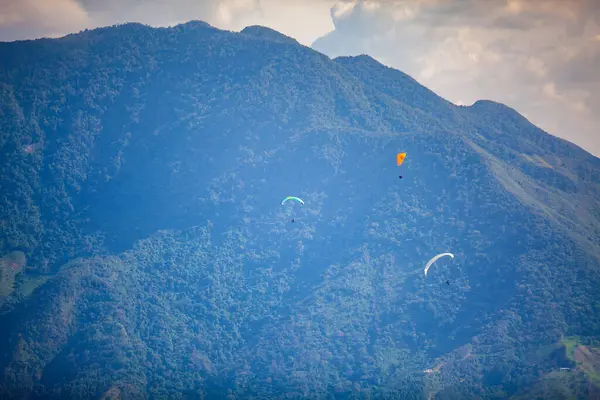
top-left (227, 0), bottom-right (333, 46)
top-left (312, 0), bottom-right (600, 156)
top-left (215, 0), bottom-right (260, 26)
top-left (332, 2), bottom-right (356, 19)
top-left (0, 0), bottom-right (90, 41)
top-left (527, 57), bottom-right (547, 78)
top-left (543, 82), bottom-right (558, 99)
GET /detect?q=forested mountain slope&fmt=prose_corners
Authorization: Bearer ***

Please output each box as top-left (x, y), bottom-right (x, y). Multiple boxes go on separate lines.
top-left (0, 21), bottom-right (599, 399)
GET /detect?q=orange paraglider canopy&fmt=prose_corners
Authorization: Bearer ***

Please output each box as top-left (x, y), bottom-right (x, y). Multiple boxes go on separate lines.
top-left (396, 152), bottom-right (406, 166)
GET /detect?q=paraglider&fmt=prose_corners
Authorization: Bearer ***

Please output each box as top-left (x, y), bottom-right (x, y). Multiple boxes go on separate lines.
top-left (281, 196), bottom-right (304, 206)
top-left (424, 253), bottom-right (454, 276)
top-left (396, 153), bottom-right (406, 167)
top-left (397, 153), bottom-right (406, 179)
top-left (282, 196), bottom-right (304, 223)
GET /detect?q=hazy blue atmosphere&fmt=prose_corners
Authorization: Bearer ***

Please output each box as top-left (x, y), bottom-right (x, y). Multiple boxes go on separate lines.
top-left (0, 17), bottom-right (599, 400)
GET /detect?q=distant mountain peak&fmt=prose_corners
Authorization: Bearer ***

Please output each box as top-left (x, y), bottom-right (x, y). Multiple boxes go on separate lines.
top-left (467, 99), bottom-right (533, 126)
top-left (471, 99), bottom-right (515, 110)
top-left (176, 20), bottom-right (215, 30)
top-left (333, 53), bottom-right (455, 115)
top-left (240, 26), bottom-right (299, 45)
top-left (334, 54), bottom-right (382, 66)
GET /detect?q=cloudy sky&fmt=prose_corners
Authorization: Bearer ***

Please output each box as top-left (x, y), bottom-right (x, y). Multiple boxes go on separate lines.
top-left (1, 0), bottom-right (598, 156)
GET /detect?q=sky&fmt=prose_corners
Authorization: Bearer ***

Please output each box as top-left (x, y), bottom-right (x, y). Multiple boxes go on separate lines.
top-left (1, 0), bottom-right (599, 156)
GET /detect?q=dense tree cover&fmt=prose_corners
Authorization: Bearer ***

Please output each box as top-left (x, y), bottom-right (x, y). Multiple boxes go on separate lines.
top-left (0, 21), bottom-right (599, 399)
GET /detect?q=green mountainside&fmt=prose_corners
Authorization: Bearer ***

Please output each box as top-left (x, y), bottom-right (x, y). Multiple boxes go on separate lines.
top-left (0, 21), bottom-right (599, 399)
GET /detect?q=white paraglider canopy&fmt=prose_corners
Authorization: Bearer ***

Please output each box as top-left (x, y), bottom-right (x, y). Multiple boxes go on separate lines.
top-left (424, 253), bottom-right (454, 276)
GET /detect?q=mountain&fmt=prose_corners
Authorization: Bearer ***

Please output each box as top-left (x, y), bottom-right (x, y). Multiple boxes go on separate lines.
top-left (0, 21), bottom-right (599, 399)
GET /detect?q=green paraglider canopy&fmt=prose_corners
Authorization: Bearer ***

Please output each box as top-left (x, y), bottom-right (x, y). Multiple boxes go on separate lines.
top-left (281, 196), bottom-right (304, 205)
